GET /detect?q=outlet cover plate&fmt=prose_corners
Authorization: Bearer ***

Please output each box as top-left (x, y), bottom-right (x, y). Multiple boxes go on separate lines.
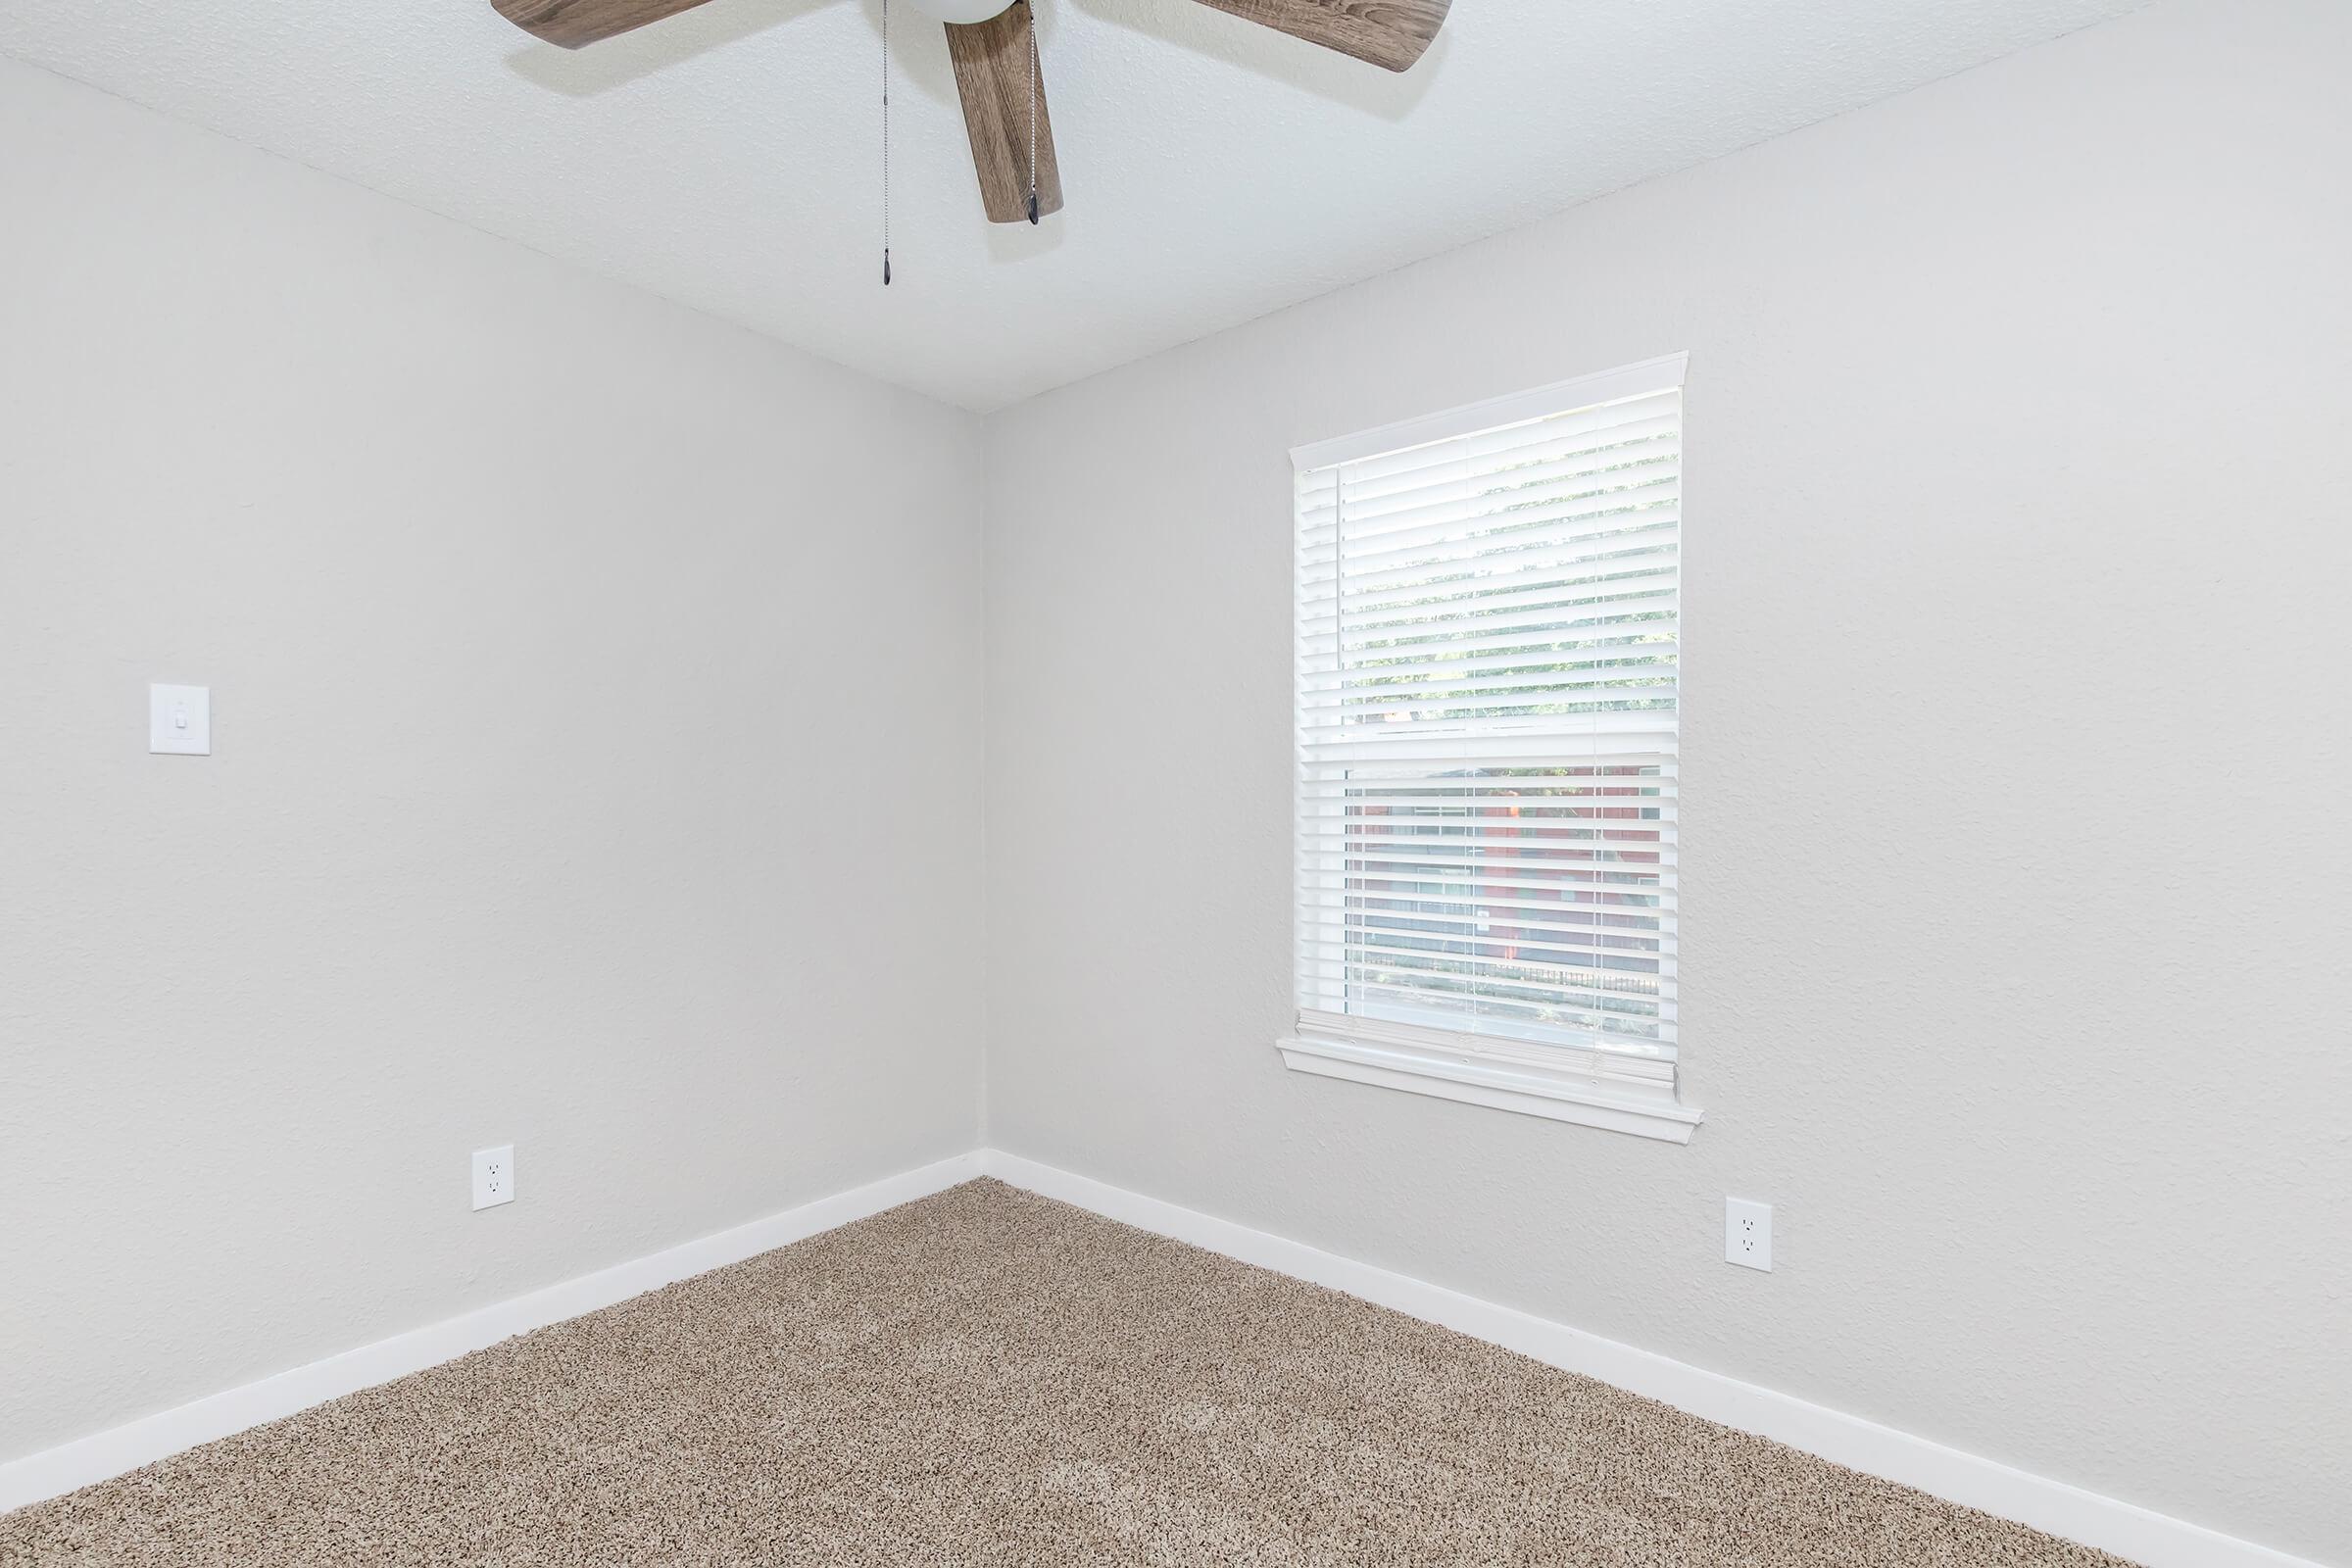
top-left (471, 1145), bottom-right (515, 1211)
top-left (1726, 1197), bottom-right (1772, 1271)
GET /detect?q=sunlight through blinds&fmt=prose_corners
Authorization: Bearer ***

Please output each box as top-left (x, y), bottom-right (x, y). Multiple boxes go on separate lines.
top-left (1295, 358), bottom-right (1684, 1092)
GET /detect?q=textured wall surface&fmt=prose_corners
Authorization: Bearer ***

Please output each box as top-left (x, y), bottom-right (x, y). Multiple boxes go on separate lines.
top-left (0, 60), bottom-right (986, 1461)
top-left (981, 1), bottom-right (2352, 1560)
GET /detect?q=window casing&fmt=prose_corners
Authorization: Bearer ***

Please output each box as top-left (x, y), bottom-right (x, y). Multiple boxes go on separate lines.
top-left (1283, 355), bottom-right (1699, 1142)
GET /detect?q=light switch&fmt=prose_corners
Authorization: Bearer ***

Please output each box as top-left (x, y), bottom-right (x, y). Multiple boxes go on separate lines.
top-left (149, 684), bottom-right (211, 756)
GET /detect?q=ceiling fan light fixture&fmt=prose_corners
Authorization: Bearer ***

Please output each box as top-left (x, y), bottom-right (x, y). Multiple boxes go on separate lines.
top-left (902, 0), bottom-right (1015, 23)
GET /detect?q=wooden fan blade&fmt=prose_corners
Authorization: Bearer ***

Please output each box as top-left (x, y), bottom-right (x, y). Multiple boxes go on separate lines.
top-left (1188, 0), bottom-right (1449, 72)
top-left (489, 0), bottom-right (718, 50)
top-left (945, 3), bottom-right (1065, 224)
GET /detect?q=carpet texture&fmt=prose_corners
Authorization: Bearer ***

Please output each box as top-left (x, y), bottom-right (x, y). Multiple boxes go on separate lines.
top-left (1, 1179), bottom-right (2137, 1566)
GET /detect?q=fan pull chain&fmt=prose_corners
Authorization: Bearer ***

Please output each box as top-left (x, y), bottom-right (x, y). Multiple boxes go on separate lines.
top-left (1025, 0), bottom-right (1040, 225)
top-left (881, 0), bottom-right (893, 284)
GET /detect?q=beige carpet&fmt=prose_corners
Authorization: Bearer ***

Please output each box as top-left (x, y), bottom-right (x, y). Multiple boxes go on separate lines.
top-left (1, 1179), bottom-right (2134, 1567)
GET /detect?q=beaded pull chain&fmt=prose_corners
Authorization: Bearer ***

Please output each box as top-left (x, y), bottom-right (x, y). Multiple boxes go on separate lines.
top-left (1025, 1), bottom-right (1041, 225)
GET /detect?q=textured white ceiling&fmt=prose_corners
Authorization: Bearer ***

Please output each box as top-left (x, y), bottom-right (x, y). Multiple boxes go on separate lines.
top-left (1, 0), bottom-right (2144, 409)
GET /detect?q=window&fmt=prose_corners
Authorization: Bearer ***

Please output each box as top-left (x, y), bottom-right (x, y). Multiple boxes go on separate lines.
top-left (1283, 355), bottom-right (1699, 1143)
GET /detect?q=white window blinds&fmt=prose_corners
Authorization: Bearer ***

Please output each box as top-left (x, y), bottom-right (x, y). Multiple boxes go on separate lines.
top-left (1293, 356), bottom-right (1685, 1104)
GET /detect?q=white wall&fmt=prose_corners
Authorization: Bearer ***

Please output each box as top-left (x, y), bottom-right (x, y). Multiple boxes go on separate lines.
top-left (0, 58), bottom-right (986, 1460)
top-left (981, 0), bottom-right (2352, 1560)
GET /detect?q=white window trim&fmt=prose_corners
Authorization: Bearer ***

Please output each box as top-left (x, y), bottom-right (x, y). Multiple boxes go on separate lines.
top-left (1276, 1028), bottom-right (1702, 1144)
top-left (1281, 353), bottom-right (1704, 1146)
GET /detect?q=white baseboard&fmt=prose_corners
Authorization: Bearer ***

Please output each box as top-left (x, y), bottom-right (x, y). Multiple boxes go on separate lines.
top-left (0, 1151), bottom-right (984, 1517)
top-left (4, 1146), bottom-right (2328, 1568)
top-left (978, 1149), bottom-right (2330, 1568)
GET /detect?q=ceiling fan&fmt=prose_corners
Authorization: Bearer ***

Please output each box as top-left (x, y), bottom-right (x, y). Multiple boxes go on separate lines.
top-left (488, 0), bottom-right (1450, 224)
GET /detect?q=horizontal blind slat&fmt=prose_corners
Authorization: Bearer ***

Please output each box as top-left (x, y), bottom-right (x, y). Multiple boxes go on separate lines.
top-left (1319, 450), bottom-right (1681, 531)
top-left (1302, 583), bottom-right (1679, 645)
top-left (1314, 527), bottom-right (1679, 602)
top-left (1316, 394), bottom-right (1682, 497)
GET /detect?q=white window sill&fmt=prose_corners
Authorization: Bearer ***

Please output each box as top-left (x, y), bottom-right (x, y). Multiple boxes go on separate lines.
top-left (1275, 1033), bottom-right (1704, 1145)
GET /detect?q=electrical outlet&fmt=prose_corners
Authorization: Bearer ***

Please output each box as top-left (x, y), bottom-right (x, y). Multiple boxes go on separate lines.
top-left (1725, 1197), bottom-right (1772, 1272)
top-left (471, 1145), bottom-right (515, 1211)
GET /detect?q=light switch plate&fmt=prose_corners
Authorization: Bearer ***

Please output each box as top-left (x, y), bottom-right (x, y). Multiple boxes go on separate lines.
top-left (149, 684), bottom-right (211, 755)
top-left (471, 1145), bottom-right (515, 1211)
top-left (1726, 1197), bottom-right (1773, 1272)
